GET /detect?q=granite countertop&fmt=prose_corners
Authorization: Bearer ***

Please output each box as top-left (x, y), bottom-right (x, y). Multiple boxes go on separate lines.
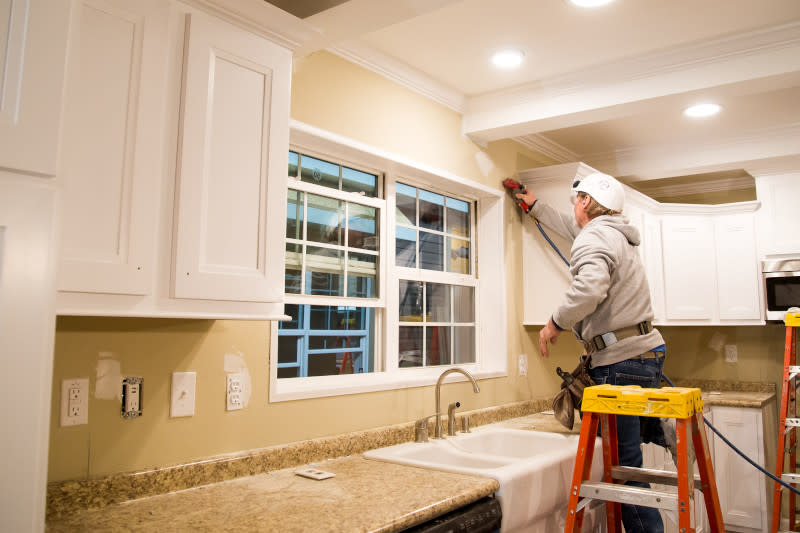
top-left (44, 384), bottom-right (775, 532)
top-left (46, 456), bottom-right (499, 533)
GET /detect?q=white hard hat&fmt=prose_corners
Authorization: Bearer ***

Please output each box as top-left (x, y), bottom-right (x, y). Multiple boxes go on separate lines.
top-left (572, 172), bottom-right (624, 212)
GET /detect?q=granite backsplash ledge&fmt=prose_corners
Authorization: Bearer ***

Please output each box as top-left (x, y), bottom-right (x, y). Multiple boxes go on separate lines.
top-left (47, 398), bottom-right (550, 521)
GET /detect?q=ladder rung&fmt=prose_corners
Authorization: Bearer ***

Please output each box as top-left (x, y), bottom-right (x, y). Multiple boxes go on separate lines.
top-left (611, 465), bottom-right (704, 491)
top-left (781, 472), bottom-right (800, 484)
top-left (786, 418), bottom-right (800, 428)
top-left (579, 481), bottom-right (678, 510)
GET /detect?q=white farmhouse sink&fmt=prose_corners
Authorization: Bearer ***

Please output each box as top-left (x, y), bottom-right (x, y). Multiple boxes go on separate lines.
top-left (364, 425), bottom-right (604, 532)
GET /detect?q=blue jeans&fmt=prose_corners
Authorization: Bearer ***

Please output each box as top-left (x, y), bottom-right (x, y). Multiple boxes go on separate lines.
top-left (587, 355), bottom-right (665, 533)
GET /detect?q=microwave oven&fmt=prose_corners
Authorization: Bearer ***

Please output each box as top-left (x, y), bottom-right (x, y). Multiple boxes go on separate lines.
top-left (763, 258), bottom-right (800, 322)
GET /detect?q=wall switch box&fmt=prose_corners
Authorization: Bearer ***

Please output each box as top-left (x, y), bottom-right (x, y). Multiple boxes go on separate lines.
top-left (226, 373), bottom-right (243, 411)
top-left (60, 377), bottom-right (89, 426)
top-left (170, 372), bottom-right (196, 417)
top-left (122, 376), bottom-right (143, 418)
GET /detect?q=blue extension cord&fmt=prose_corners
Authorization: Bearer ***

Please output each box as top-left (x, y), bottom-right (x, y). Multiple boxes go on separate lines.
top-left (532, 216), bottom-right (800, 496)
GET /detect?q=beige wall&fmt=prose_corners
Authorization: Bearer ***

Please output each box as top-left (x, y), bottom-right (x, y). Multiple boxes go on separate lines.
top-left (48, 51), bottom-right (555, 482)
top-left (48, 50), bottom-right (785, 484)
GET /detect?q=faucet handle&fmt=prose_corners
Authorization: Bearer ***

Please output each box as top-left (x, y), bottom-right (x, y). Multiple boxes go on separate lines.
top-left (447, 401), bottom-right (461, 436)
top-left (414, 414), bottom-right (437, 443)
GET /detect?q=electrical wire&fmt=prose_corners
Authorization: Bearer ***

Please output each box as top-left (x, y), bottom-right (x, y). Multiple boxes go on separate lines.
top-left (531, 217), bottom-right (800, 496)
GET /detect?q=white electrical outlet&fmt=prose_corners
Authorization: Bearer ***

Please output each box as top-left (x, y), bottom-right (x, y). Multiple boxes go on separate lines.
top-left (518, 354), bottom-right (528, 376)
top-left (60, 377), bottom-right (89, 426)
top-left (170, 372), bottom-right (196, 417)
top-left (226, 373), bottom-right (243, 411)
top-left (122, 377), bottom-right (143, 418)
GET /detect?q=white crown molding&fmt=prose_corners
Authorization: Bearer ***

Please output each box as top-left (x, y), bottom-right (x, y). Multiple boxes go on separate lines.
top-left (183, 0), bottom-right (317, 50)
top-left (329, 41), bottom-right (466, 113)
top-left (512, 134), bottom-right (578, 163)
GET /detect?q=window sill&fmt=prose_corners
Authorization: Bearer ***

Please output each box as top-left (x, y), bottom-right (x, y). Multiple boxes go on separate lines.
top-left (269, 364), bottom-right (507, 402)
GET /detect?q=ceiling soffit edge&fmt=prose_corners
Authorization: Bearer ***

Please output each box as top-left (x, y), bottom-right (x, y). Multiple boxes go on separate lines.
top-left (513, 134), bottom-right (578, 163)
top-left (468, 21), bottom-right (800, 109)
top-left (581, 122), bottom-right (800, 178)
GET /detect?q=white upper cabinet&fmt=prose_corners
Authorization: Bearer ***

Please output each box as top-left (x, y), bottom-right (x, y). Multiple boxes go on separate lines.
top-left (56, 1), bottom-right (291, 318)
top-left (172, 11), bottom-right (289, 303)
top-left (715, 212), bottom-right (761, 321)
top-left (58, 0), bottom-right (169, 296)
top-left (519, 163), bottom-right (763, 327)
top-left (754, 172), bottom-right (800, 257)
top-left (0, 0), bottom-right (70, 176)
top-left (661, 205), bottom-right (761, 324)
top-left (661, 215), bottom-right (716, 320)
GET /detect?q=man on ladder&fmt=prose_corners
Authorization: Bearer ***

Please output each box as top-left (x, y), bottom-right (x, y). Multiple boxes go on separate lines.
top-left (515, 172), bottom-right (667, 533)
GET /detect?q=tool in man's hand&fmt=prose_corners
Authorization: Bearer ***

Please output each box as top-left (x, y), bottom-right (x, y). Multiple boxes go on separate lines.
top-left (502, 177), bottom-right (532, 212)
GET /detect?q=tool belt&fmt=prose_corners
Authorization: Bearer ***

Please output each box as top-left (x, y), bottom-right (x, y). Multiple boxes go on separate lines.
top-left (583, 321), bottom-right (652, 354)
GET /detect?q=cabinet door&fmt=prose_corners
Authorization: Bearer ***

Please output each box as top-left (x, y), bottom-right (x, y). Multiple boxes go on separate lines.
top-left (58, 0), bottom-right (169, 295)
top-left (715, 213), bottom-right (761, 320)
top-left (710, 406), bottom-right (766, 531)
top-left (0, 0), bottom-right (70, 176)
top-left (661, 215), bottom-right (716, 320)
top-left (173, 11), bottom-right (290, 302)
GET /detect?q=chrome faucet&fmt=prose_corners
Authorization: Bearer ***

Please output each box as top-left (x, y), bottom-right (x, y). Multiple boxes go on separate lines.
top-left (435, 368), bottom-right (480, 438)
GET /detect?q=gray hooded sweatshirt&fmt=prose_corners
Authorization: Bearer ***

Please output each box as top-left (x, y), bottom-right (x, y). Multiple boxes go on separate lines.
top-left (530, 201), bottom-right (665, 367)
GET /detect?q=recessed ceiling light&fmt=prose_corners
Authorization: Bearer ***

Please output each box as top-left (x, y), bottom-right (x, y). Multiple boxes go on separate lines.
top-left (684, 103), bottom-right (722, 118)
top-left (491, 49), bottom-right (524, 69)
top-left (569, 0), bottom-right (615, 7)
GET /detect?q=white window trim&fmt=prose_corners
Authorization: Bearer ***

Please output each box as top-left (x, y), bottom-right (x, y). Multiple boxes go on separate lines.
top-left (269, 120), bottom-right (507, 402)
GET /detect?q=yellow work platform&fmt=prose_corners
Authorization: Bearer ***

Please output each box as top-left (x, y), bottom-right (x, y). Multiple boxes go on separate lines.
top-left (786, 311), bottom-right (800, 327)
top-left (582, 384), bottom-right (704, 419)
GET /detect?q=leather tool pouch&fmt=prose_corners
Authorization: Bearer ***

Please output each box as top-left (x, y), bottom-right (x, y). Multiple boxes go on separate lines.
top-left (552, 356), bottom-right (595, 430)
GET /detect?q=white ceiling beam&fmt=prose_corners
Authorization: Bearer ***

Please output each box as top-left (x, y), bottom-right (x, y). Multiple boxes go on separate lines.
top-left (462, 23), bottom-right (800, 144)
top-left (587, 122), bottom-right (800, 181)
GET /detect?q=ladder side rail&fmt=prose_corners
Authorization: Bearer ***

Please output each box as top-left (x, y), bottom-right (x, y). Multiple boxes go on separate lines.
top-left (600, 413), bottom-right (623, 533)
top-left (565, 412), bottom-right (600, 533)
top-left (676, 417), bottom-right (697, 532)
top-left (692, 413), bottom-right (725, 532)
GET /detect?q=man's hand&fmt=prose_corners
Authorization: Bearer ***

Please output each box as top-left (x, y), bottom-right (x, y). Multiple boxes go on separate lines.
top-left (539, 317), bottom-right (562, 358)
top-left (514, 189), bottom-right (537, 211)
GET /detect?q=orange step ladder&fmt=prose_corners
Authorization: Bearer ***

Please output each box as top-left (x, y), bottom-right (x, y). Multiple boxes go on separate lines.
top-left (564, 385), bottom-right (724, 533)
top-left (771, 310), bottom-right (800, 533)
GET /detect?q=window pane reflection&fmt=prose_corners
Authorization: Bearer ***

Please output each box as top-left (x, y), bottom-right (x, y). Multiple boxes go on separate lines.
top-left (446, 198), bottom-right (470, 238)
top-left (419, 190), bottom-right (444, 232)
top-left (306, 246), bottom-right (343, 296)
top-left (348, 204), bottom-right (377, 250)
top-left (426, 283), bottom-right (450, 322)
top-left (453, 286), bottom-right (474, 322)
top-left (307, 194), bottom-right (343, 245)
top-left (426, 326), bottom-right (451, 366)
top-left (285, 243), bottom-right (302, 294)
top-left (453, 326), bottom-right (475, 364)
top-left (286, 189), bottom-right (304, 240)
top-left (399, 326), bottom-right (422, 367)
top-left (347, 252), bottom-right (377, 298)
top-left (396, 226), bottom-right (416, 267)
top-left (342, 166), bottom-right (377, 197)
top-left (448, 237), bottom-right (470, 274)
top-left (399, 280), bottom-right (423, 320)
top-left (396, 183), bottom-right (416, 225)
top-left (419, 231), bottom-right (443, 271)
top-left (300, 155), bottom-right (339, 189)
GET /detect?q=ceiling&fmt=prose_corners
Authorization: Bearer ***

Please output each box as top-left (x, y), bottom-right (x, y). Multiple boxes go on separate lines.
top-left (265, 0), bottom-right (800, 201)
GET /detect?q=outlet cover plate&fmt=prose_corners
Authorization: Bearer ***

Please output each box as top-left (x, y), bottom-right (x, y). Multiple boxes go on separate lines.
top-left (60, 377), bottom-right (89, 426)
top-left (170, 372), bottom-right (196, 417)
top-left (226, 373), bottom-right (243, 411)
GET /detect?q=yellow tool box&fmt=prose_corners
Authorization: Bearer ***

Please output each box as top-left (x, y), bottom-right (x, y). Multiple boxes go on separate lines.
top-left (582, 384), bottom-right (704, 418)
